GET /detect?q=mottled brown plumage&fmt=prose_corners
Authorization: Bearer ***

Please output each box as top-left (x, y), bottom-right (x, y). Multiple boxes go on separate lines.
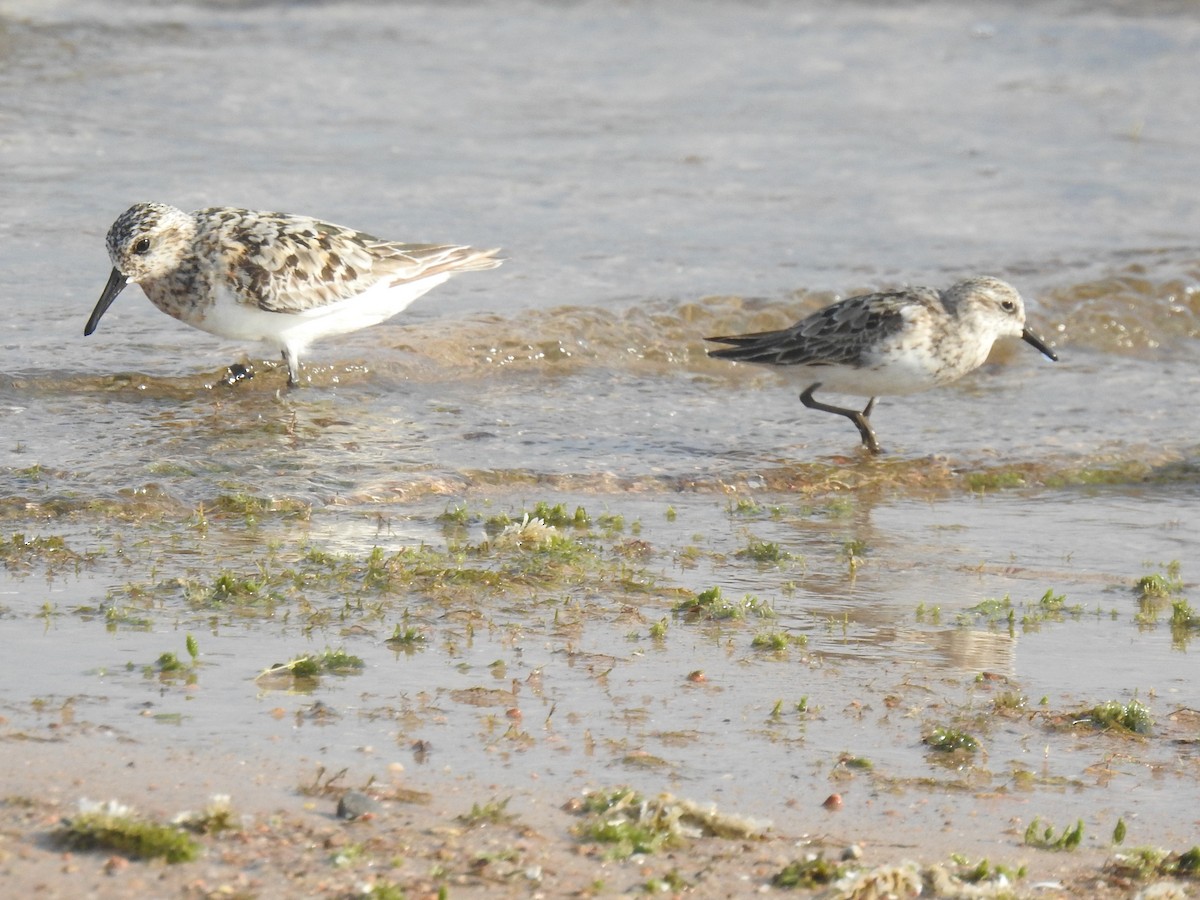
top-left (86, 203), bottom-right (503, 385)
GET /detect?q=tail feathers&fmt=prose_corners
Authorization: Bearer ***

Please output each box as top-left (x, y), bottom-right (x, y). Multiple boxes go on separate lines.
top-left (706, 330), bottom-right (790, 362)
top-left (444, 247), bottom-right (505, 273)
top-left (706, 331), bottom-right (777, 346)
top-left (377, 243), bottom-right (505, 284)
top-left (708, 345), bottom-right (782, 363)
top-left (414, 245), bottom-right (504, 276)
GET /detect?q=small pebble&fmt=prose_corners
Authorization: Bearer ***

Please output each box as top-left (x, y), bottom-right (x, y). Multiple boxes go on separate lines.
top-left (103, 855), bottom-right (130, 875)
top-left (336, 791), bottom-right (379, 821)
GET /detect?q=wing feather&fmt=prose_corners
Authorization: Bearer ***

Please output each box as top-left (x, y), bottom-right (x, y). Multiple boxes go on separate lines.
top-left (707, 288), bottom-right (940, 368)
top-left (199, 208), bottom-right (501, 314)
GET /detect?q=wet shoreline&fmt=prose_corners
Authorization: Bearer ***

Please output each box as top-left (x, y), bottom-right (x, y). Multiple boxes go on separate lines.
top-left (3, 0), bottom-right (1199, 894)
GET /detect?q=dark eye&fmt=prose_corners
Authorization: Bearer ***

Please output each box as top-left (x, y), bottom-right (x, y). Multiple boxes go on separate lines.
top-left (1000, 299), bottom-right (1016, 313)
top-left (133, 238), bottom-right (151, 254)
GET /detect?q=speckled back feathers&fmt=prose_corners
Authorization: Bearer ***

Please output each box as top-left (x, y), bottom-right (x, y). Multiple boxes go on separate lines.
top-left (104, 203), bottom-right (502, 317)
top-left (91, 202), bottom-right (503, 385)
top-left (707, 277), bottom-right (1030, 374)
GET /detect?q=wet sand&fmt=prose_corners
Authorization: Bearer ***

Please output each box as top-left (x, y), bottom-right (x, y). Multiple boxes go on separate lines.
top-left (2, 467), bottom-right (1199, 897)
top-left (2, 696), bottom-right (1190, 897)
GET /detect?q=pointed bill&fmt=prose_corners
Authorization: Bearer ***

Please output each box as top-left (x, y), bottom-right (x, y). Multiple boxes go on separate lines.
top-left (1021, 327), bottom-right (1057, 362)
top-left (85, 268), bottom-right (130, 336)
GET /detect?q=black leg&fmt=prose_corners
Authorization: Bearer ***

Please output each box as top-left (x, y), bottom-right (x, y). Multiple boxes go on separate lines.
top-left (282, 351), bottom-right (300, 388)
top-left (221, 362), bottom-right (254, 386)
top-left (800, 384), bottom-right (882, 454)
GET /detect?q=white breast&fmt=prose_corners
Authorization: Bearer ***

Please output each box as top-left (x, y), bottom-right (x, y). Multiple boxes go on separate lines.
top-left (190, 274), bottom-right (452, 354)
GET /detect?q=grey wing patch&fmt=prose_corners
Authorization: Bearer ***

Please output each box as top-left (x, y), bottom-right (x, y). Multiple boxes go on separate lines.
top-left (708, 289), bottom-right (930, 368)
top-left (209, 210), bottom-right (501, 314)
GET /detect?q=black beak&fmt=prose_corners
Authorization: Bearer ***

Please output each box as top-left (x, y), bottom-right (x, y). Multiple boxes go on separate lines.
top-left (85, 268), bottom-right (129, 336)
top-left (1021, 327), bottom-right (1057, 362)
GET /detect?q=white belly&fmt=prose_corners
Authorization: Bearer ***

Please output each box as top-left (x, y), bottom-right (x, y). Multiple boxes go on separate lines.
top-left (181, 274), bottom-right (450, 354)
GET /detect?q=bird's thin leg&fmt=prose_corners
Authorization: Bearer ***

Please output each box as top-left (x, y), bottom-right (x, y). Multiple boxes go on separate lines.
top-left (800, 384), bottom-right (882, 454)
top-left (281, 350), bottom-right (300, 388)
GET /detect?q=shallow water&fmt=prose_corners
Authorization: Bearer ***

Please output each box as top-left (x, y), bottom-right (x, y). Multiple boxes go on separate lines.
top-left (2, 0), bottom-right (1200, 884)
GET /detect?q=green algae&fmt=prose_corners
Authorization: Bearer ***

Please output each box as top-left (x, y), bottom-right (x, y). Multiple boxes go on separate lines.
top-left (56, 805), bottom-right (200, 863)
top-left (1106, 845), bottom-right (1200, 881)
top-left (923, 726), bottom-right (980, 753)
top-left (1073, 698), bottom-right (1153, 735)
top-left (750, 628), bottom-right (804, 651)
top-left (1024, 817), bottom-right (1084, 851)
top-left (771, 853), bottom-right (846, 889)
top-left (959, 588), bottom-right (1081, 631)
top-left (735, 537), bottom-right (795, 563)
top-left (571, 788), bottom-right (767, 860)
top-left (672, 585), bottom-right (774, 621)
top-left (457, 796), bottom-right (515, 826)
top-left (1136, 561), bottom-right (1185, 599)
top-left (0, 532), bottom-right (100, 574)
top-left (174, 795), bottom-right (240, 835)
top-left (258, 648), bottom-right (365, 683)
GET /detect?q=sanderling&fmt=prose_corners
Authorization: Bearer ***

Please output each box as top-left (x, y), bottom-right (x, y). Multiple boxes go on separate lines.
top-left (707, 276), bottom-right (1057, 453)
top-left (85, 203), bottom-right (503, 386)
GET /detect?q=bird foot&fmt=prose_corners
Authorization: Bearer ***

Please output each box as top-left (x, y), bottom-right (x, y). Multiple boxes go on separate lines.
top-left (855, 430), bottom-right (883, 455)
top-left (220, 362), bottom-right (255, 386)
